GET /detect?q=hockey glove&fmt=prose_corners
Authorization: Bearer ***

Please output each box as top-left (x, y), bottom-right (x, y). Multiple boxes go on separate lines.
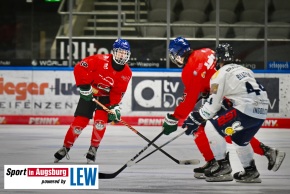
top-left (222, 98), bottom-right (233, 110)
top-left (79, 85), bottom-right (93, 101)
top-left (108, 105), bottom-right (121, 122)
top-left (201, 92), bottom-right (210, 99)
top-left (162, 114), bottom-right (178, 135)
top-left (182, 111), bottom-right (206, 136)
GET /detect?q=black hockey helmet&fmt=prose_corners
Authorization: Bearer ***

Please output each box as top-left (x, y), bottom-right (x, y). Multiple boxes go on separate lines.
top-left (215, 43), bottom-right (234, 64)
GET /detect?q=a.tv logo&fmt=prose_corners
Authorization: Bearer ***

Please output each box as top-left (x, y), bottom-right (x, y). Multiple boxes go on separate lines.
top-left (132, 76), bottom-right (184, 111)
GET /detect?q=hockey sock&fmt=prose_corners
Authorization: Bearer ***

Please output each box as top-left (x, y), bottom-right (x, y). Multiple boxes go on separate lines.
top-left (194, 125), bottom-right (215, 162)
top-left (91, 120), bottom-right (106, 147)
top-left (250, 137), bottom-right (264, 155)
top-left (225, 136), bottom-right (232, 144)
top-left (234, 142), bottom-right (254, 168)
top-left (63, 116), bottom-right (89, 148)
top-left (204, 121), bottom-right (227, 160)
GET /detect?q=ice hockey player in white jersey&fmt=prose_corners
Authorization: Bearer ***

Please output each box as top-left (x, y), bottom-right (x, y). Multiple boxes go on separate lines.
top-left (181, 43), bottom-right (285, 183)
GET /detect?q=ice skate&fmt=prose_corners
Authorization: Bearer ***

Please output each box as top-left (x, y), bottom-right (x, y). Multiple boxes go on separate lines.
top-left (204, 152), bottom-right (233, 182)
top-left (193, 159), bottom-right (216, 179)
top-left (234, 160), bottom-right (261, 183)
top-left (260, 143), bottom-right (286, 171)
top-left (54, 147), bottom-right (70, 163)
top-left (86, 146), bottom-right (98, 163)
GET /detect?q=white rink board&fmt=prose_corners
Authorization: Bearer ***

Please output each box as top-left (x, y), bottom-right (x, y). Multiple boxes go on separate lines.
top-left (0, 70), bottom-right (289, 117)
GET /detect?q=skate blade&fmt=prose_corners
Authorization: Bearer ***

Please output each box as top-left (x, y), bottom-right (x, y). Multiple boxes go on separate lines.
top-left (54, 158), bottom-right (60, 163)
top-left (205, 174), bottom-right (233, 182)
top-left (194, 173), bottom-right (206, 179)
top-left (272, 151), bottom-right (286, 172)
top-left (87, 159), bottom-right (95, 164)
top-left (235, 177), bottom-right (262, 183)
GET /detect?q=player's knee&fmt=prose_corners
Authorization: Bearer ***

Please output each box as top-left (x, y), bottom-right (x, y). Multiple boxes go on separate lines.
top-left (72, 116), bottom-right (90, 127)
top-left (72, 126), bottom-right (83, 135)
top-left (231, 136), bottom-right (249, 146)
top-left (94, 120), bottom-right (106, 131)
top-left (70, 116), bottom-right (89, 135)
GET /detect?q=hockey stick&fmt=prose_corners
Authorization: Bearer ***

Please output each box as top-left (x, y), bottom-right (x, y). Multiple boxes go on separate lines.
top-left (135, 95), bottom-right (203, 164)
top-left (99, 131), bottom-right (164, 179)
top-left (136, 130), bottom-right (189, 164)
top-left (93, 99), bottom-right (200, 166)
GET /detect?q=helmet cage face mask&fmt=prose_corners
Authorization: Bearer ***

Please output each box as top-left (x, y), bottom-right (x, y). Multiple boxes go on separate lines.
top-left (113, 48), bottom-right (131, 65)
top-left (169, 52), bottom-right (184, 68)
top-left (168, 37), bottom-right (190, 68)
top-left (112, 39), bottom-right (131, 65)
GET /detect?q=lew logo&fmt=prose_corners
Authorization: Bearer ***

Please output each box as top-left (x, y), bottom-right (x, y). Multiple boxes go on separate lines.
top-left (70, 168), bottom-right (98, 186)
top-left (4, 165), bottom-right (99, 189)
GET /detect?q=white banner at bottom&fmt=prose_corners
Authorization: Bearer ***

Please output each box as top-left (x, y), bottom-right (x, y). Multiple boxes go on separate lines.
top-left (4, 165), bottom-right (99, 189)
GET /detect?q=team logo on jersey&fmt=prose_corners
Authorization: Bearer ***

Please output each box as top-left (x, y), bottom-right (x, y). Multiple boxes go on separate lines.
top-left (224, 127), bottom-right (235, 135)
top-left (97, 83), bottom-right (111, 93)
top-left (210, 83), bottom-right (219, 94)
top-left (211, 71), bottom-right (219, 79)
top-left (121, 75), bottom-right (131, 82)
top-left (201, 71), bottom-right (206, 78)
top-left (104, 63), bottom-right (108, 69)
top-left (103, 55), bottom-right (110, 62)
top-left (80, 61), bottom-right (88, 68)
top-left (224, 121), bottom-right (243, 136)
top-left (99, 74), bottom-right (114, 86)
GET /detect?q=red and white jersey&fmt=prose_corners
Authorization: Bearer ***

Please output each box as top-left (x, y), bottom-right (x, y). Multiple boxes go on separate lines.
top-left (173, 48), bottom-right (217, 119)
top-left (200, 63), bottom-right (269, 120)
top-left (74, 54), bottom-right (132, 106)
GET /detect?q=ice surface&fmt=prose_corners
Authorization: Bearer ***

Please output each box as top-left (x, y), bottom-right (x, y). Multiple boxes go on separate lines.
top-left (0, 125), bottom-right (289, 194)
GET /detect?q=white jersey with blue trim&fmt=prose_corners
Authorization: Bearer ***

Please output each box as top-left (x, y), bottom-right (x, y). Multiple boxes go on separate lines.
top-left (200, 63), bottom-right (269, 120)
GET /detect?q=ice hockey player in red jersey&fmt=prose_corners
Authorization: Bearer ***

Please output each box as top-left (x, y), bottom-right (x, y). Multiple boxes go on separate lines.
top-left (54, 38), bottom-right (132, 163)
top-left (161, 37), bottom-right (285, 178)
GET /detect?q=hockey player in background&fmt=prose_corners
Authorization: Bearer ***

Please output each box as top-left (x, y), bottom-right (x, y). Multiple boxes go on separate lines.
top-left (161, 37), bottom-right (285, 180)
top-left (181, 43), bottom-right (286, 183)
top-left (54, 38), bottom-right (132, 163)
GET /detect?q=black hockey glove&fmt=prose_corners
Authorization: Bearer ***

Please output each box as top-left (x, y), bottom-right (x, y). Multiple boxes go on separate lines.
top-left (182, 111), bottom-right (206, 136)
top-left (162, 113), bottom-right (178, 135)
top-left (201, 92), bottom-right (210, 99)
top-left (79, 85), bottom-right (93, 101)
top-left (222, 98), bottom-right (233, 110)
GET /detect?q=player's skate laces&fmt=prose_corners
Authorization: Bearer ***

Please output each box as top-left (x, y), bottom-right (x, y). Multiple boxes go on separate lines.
top-left (260, 143), bottom-right (286, 172)
top-left (54, 147), bottom-right (70, 163)
top-left (204, 152), bottom-right (233, 182)
top-left (86, 146), bottom-right (98, 163)
top-left (233, 160), bottom-right (261, 183)
top-left (193, 159), bottom-right (216, 179)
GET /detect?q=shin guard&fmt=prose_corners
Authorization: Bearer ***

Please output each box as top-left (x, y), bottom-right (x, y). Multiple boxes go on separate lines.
top-left (194, 125), bottom-right (215, 162)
